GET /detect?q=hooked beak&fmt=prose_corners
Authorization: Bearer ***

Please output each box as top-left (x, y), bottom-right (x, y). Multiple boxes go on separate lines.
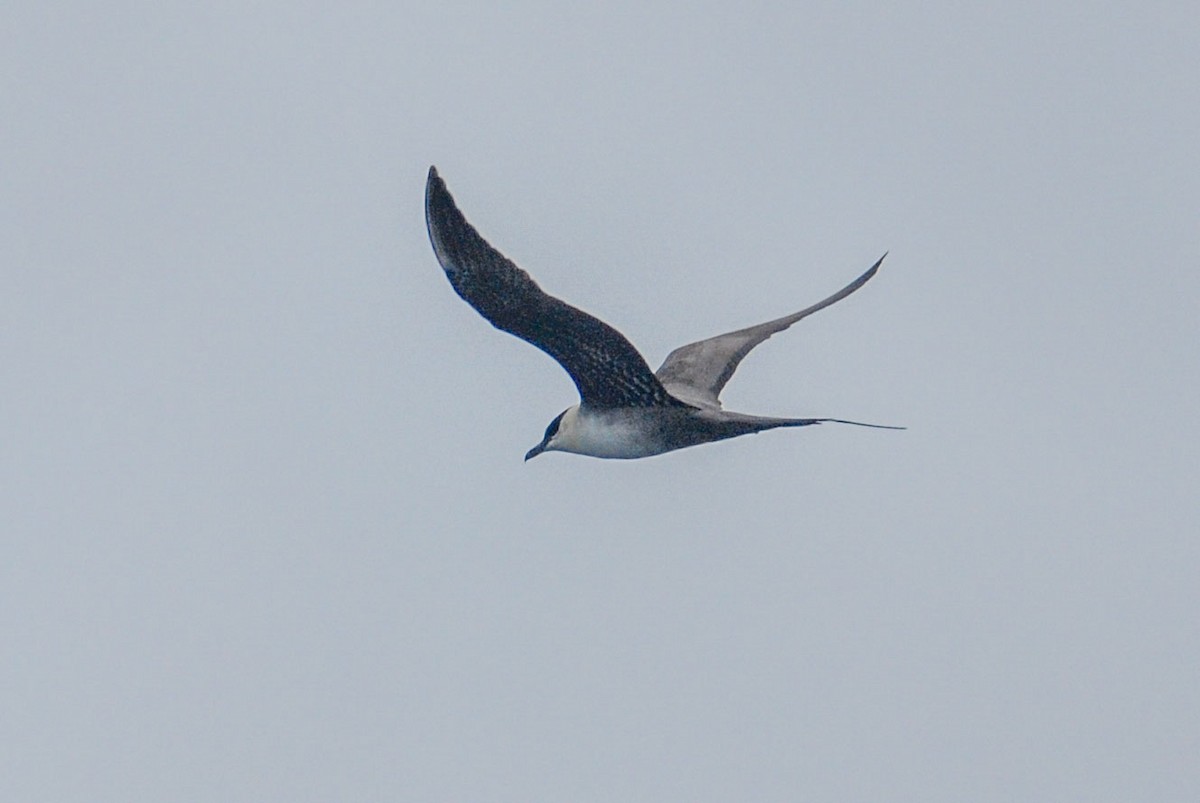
top-left (524, 441), bottom-right (547, 461)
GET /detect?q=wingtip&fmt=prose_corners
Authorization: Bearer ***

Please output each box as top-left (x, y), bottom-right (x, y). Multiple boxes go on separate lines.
top-left (426, 166), bottom-right (452, 215)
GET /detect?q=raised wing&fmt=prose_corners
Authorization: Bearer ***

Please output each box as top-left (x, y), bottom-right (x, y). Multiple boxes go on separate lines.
top-left (655, 255), bottom-right (887, 407)
top-left (426, 167), bottom-right (684, 409)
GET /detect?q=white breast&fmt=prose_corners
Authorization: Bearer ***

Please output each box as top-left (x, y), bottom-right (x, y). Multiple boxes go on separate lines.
top-left (551, 406), bottom-right (669, 459)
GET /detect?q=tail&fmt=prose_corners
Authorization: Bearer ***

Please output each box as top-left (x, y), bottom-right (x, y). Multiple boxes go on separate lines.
top-left (697, 411), bottom-right (905, 443)
top-left (785, 418), bottom-right (905, 431)
top-left (728, 414), bottom-right (905, 434)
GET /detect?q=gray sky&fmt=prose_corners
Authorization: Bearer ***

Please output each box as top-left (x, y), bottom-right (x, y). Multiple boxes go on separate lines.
top-left (3, 2), bottom-right (1198, 801)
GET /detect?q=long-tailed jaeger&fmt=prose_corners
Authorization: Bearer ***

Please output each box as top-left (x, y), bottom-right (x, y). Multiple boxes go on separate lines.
top-left (425, 166), bottom-right (902, 461)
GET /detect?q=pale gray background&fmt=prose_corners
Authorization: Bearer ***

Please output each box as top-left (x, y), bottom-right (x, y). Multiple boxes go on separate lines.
top-left (3, 2), bottom-right (1197, 801)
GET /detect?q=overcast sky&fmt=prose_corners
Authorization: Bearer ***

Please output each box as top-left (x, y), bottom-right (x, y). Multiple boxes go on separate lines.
top-left (3, 3), bottom-right (1198, 801)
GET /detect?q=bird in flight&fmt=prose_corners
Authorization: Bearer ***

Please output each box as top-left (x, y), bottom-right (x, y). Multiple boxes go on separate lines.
top-left (425, 166), bottom-right (902, 460)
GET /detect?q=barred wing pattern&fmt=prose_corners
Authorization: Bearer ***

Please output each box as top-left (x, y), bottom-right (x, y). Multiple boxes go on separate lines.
top-left (426, 167), bottom-right (685, 409)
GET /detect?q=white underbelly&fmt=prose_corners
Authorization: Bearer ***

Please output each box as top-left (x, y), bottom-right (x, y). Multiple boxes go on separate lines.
top-left (558, 411), bottom-right (669, 459)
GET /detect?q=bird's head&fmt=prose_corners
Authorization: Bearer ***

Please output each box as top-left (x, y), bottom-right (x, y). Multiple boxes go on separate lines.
top-left (525, 407), bottom-right (574, 461)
